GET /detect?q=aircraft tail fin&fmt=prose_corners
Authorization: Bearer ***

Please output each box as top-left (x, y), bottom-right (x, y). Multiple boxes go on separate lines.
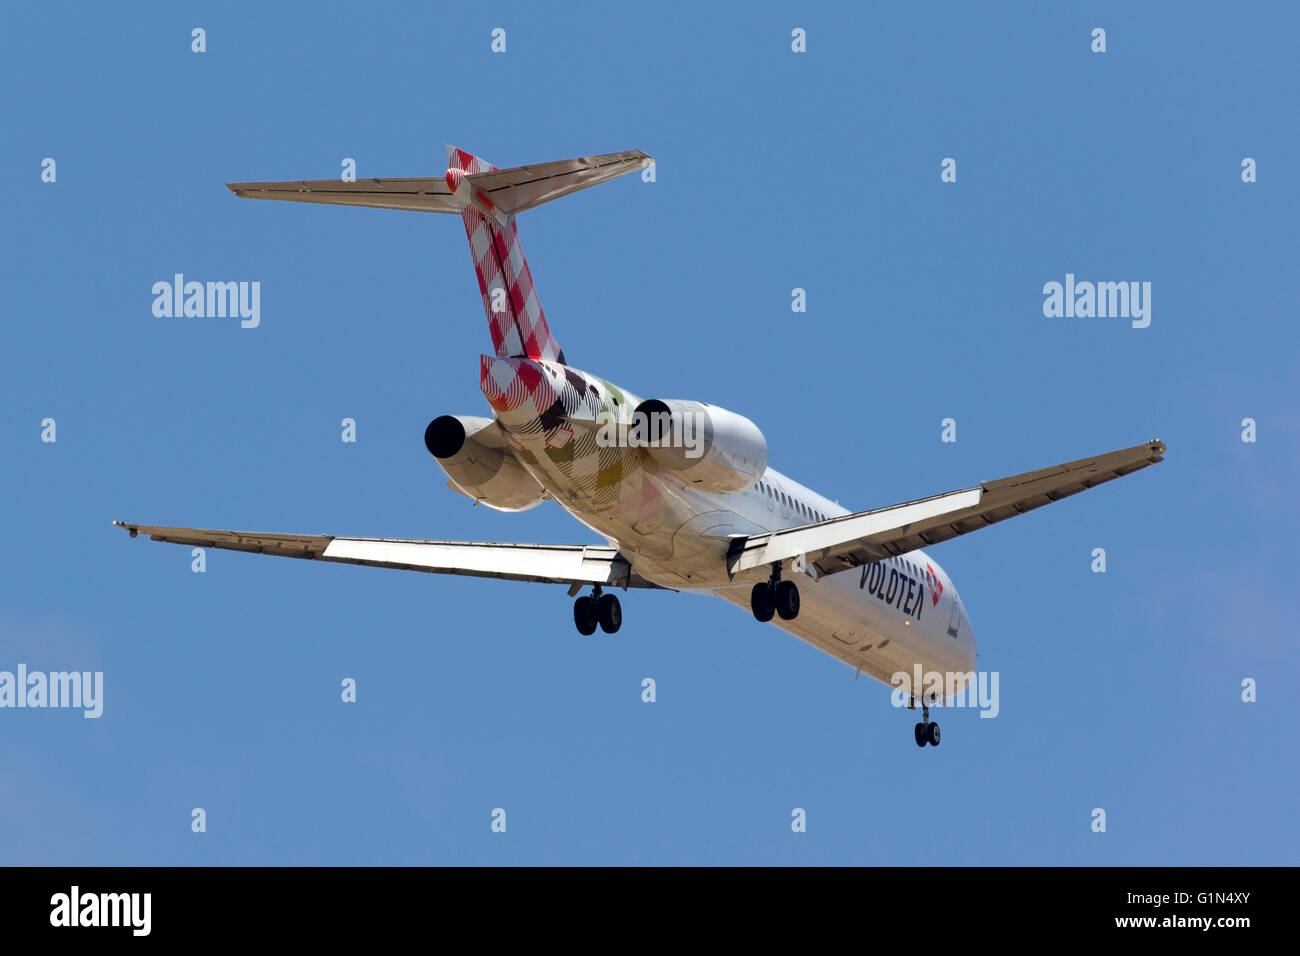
top-left (227, 147), bottom-right (652, 363)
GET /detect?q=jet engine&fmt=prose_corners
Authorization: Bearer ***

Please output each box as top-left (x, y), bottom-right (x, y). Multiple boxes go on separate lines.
top-left (424, 415), bottom-right (546, 511)
top-left (632, 399), bottom-right (767, 494)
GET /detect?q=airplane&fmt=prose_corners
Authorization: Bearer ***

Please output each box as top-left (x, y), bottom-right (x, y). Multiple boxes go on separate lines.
top-left (115, 146), bottom-right (1166, 747)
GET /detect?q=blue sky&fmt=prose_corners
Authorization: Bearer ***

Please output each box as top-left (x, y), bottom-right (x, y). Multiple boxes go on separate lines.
top-left (3, 1), bottom-right (1296, 865)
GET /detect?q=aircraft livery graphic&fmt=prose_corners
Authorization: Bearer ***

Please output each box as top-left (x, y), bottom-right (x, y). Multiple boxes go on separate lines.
top-left (116, 145), bottom-right (1166, 748)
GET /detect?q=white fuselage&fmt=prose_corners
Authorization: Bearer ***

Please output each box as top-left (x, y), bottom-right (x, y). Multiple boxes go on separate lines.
top-left (516, 421), bottom-right (976, 691)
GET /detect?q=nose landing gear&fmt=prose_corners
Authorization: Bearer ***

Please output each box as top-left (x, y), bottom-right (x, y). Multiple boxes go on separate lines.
top-left (751, 565), bottom-right (800, 622)
top-left (911, 699), bottom-right (941, 747)
top-left (574, 586), bottom-right (621, 635)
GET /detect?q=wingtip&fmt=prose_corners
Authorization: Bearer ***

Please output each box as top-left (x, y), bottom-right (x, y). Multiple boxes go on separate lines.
top-left (1150, 438), bottom-right (1167, 457)
top-left (114, 520), bottom-right (140, 538)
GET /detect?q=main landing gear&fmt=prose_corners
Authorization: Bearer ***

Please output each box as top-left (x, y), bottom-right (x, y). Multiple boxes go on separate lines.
top-left (573, 585), bottom-right (621, 636)
top-left (911, 699), bottom-right (941, 748)
top-left (751, 565), bottom-right (799, 622)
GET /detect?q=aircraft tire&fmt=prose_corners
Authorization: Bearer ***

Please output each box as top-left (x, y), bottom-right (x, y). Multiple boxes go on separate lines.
top-left (598, 593), bottom-right (622, 634)
top-left (574, 596), bottom-right (598, 636)
top-left (775, 580), bottom-right (800, 620)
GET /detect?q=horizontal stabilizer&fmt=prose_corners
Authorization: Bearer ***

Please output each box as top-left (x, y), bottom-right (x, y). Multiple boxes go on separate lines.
top-left (464, 150), bottom-right (651, 216)
top-left (226, 149), bottom-right (651, 216)
top-left (226, 177), bottom-right (459, 213)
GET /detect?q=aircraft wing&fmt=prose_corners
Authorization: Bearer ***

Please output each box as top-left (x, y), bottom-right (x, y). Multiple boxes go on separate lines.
top-left (113, 523), bottom-right (666, 590)
top-left (727, 440), bottom-right (1166, 579)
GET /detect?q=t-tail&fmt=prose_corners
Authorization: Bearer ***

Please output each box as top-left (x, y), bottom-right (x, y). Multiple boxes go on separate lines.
top-left (227, 147), bottom-right (653, 364)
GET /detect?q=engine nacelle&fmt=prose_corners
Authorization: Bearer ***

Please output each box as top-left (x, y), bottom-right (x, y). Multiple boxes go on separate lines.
top-left (424, 415), bottom-right (546, 511)
top-left (632, 399), bottom-right (767, 494)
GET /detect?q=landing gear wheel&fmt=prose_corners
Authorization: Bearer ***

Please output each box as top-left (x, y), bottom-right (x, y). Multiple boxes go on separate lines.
top-left (750, 583), bottom-right (775, 622)
top-left (914, 722), bottom-right (928, 748)
top-left (597, 593), bottom-right (622, 634)
top-left (573, 596), bottom-right (598, 636)
top-left (775, 580), bottom-right (800, 620)
top-left (927, 722), bottom-right (941, 747)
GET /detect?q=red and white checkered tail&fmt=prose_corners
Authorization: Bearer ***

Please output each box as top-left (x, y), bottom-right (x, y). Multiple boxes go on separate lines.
top-left (444, 146), bottom-right (564, 363)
